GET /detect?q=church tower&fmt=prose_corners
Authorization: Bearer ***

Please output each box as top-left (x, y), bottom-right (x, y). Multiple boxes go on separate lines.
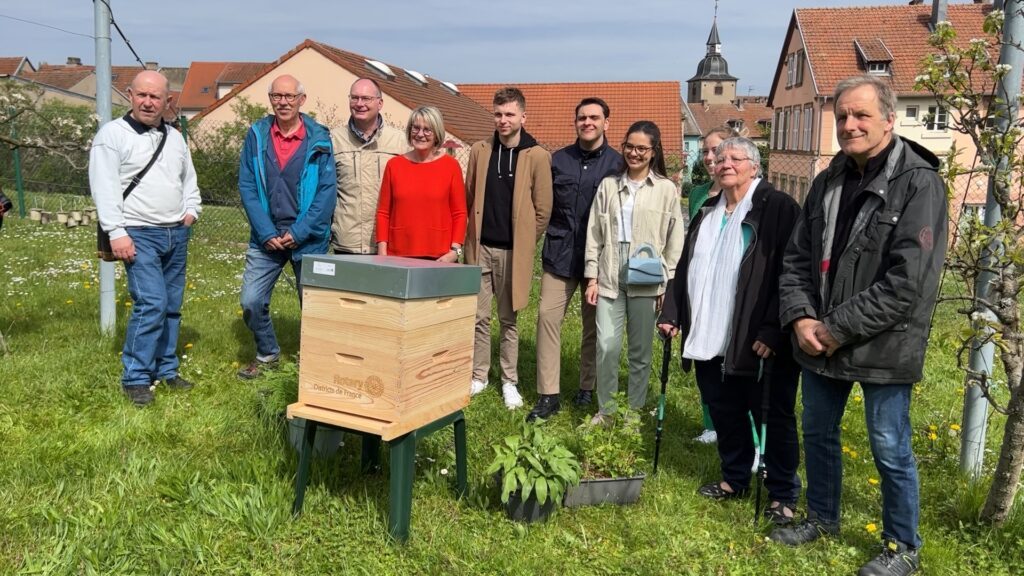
top-left (686, 6), bottom-right (738, 105)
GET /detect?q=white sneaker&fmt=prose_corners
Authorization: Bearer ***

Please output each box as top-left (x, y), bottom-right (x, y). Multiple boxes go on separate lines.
top-left (751, 451), bottom-right (761, 473)
top-left (470, 379), bottom-right (487, 396)
top-left (694, 429), bottom-right (718, 444)
top-left (501, 382), bottom-right (524, 409)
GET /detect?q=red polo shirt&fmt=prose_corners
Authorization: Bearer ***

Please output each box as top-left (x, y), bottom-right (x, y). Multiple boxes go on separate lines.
top-left (270, 120), bottom-right (306, 169)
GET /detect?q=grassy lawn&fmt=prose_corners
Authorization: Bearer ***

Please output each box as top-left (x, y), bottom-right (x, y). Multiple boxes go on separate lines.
top-left (0, 204), bottom-right (1022, 575)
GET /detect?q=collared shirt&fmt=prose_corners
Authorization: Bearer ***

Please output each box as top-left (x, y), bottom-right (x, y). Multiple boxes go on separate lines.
top-left (348, 115), bottom-right (383, 144)
top-left (271, 120), bottom-right (306, 169)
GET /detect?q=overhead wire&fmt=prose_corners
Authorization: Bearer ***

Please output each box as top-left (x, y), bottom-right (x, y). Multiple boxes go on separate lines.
top-left (0, 13), bottom-right (94, 39)
top-left (92, 0), bottom-right (147, 69)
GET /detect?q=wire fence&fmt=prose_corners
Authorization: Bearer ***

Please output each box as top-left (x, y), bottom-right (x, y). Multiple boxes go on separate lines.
top-left (2, 133), bottom-right (985, 248)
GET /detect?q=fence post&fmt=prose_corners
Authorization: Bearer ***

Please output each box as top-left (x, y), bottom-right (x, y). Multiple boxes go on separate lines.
top-left (8, 109), bottom-right (26, 217)
top-left (179, 115), bottom-right (189, 144)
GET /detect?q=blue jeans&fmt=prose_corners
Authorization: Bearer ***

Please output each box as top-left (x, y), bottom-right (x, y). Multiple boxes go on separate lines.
top-left (240, 247), bottom-right (302, 361)
top-left (801, 369), bottom-right (921, 548)
top-left (122, 225), bottom-right (190, 386)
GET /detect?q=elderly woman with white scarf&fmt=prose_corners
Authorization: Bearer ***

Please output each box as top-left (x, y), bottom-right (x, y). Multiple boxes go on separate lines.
top-left (658, 137), bottom-right (803, 525)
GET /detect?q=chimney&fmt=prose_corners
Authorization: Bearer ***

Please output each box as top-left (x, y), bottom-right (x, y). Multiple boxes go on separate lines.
top-left (931, 0), bottom-right (948, 29)
top-left (66, 56), bottom-right (82, 66)
top-left (144, 61), bottom-right (159, 70)
top-left (908, 0), bottom-right (923, 5)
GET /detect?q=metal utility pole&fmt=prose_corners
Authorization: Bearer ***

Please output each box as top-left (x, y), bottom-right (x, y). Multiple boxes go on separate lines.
top-left (95, 0), bottom-right (116, 335)
top-left (960, 0), bottom-right (1023, 478)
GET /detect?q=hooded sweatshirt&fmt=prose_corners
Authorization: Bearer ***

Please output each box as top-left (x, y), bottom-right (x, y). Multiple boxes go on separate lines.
top-left (481, 129), bottom-right (539, 248)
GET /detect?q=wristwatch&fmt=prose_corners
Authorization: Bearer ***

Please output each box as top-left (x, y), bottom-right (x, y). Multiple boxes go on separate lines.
top-left (451, 244), bottom-right (463, 259)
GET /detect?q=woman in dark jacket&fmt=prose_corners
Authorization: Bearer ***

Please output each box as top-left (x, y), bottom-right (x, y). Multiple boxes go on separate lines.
top-left (658, 136), bottom-right (801, 524)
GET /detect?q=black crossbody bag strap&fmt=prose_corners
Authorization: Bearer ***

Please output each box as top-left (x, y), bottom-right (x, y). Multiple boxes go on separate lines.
top-left (123, 124), bottom-right (169, 199)
top-left (96, 123), bottom-right (170, 261)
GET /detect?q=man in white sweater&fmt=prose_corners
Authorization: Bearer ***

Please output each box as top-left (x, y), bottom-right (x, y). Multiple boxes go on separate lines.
top-left (89, 70), bottom-right (202, 407)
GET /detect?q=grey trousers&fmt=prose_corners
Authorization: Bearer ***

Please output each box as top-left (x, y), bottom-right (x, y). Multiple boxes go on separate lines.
top-left (595, 243), bottom-right (657, 414)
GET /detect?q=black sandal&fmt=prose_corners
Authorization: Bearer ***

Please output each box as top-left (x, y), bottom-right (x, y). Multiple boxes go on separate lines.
top-left (697, 481), bottom-right (747, 500)
top-left (764, 501), bottom-right (798, 526)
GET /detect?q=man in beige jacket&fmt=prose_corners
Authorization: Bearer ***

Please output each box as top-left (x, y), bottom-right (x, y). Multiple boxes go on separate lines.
top-left (330, 77), bottom-right (407, 254)
top-left (465, 86), bottom-right (553, 409)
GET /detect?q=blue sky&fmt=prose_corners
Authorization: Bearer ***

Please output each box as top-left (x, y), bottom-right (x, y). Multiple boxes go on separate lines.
top-left (1, 0), bottom-right (924, 96)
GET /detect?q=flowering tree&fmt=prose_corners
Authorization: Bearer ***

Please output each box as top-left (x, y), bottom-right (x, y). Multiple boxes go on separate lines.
top-left (0, 80), bottom-right (95, 169)
top-left (916, 7), bottom-right (1024, 524)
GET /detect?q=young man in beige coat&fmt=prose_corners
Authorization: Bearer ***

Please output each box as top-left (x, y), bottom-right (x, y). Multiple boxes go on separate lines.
top-left (465, 86), bottom-right (553, 409)
top-left (331, 77), bottom-right (407, 254)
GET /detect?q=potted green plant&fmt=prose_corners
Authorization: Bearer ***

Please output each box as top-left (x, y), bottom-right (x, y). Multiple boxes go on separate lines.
top-left (256, 361), bottom-right (342, 458)
top-left (485, 422), bottom-right (581, 523)
top-left (565, 396), bottom-right (648, 508)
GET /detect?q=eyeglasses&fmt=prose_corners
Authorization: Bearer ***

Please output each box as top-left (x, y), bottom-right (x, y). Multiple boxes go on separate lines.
top-left (410, 125), bottom-right (433, 136)
top-left (349, 95), bottom-right (381, 104)
top-left (623, 143), bottom-right (654, 155)
top-left (716, 155), bottom-right (751, 165)
top-left (269, 93), bottom-right (302, 103)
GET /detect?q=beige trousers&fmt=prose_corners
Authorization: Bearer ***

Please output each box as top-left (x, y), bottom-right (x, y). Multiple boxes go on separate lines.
top-left (472, 245), bottom-right (518, 383)
top-left (535, 271), bottom-right (597, 395)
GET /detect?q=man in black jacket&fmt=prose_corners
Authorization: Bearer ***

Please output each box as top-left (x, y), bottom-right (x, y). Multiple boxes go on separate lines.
top-left (770, 75), bottom-right (947, 576)
top-left (527, 98), bottom-right (622, 421)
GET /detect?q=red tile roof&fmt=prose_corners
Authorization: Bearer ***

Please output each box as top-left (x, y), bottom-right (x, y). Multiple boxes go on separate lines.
top-left (218, 62), bottom-right (269, 85)
top-left (179, 62), bottom-right (269, 111)
top-left (855, 38), bottom-right (894, 63)
top-left (774, 3), bottom-right (993, 101)
top-left (196, 40), bottom-right (495, 144)
top-left (178, 62), bottom-right (230, 111)
top-left (685, 97), bottom-right (773, 139)
top-left (0, 57), bottom-right (32, 76)
top-left (312, 41), bottom-right (494, 143)
top-left (459, 81), bottom-right (683, 153)
top-left (23, 64), bottom-right (94, 90)
top-left (111, 66), bottom-right (147, 95)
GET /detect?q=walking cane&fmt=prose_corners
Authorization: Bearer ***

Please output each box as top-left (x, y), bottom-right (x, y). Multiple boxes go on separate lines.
top-left (753, 358), bottom-right (772, 524)
top-left (653, 333), bottom-right (672, 475)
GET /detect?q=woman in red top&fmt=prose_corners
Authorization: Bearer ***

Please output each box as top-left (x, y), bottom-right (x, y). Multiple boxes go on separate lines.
top-left (376, 106), bottom-right (467, 261)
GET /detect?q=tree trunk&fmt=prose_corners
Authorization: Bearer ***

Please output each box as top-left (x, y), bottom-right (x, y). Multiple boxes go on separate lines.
top-left (981, 272), bottom-right (1024, 524)
top-left (981, 384), bottom-right (1024, 523)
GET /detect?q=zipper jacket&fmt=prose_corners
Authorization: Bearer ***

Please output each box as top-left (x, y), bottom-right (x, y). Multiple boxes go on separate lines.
top-left (238, 113), bottom-right (336, 258)
top-left (778, 136), bottom-right (948, 384)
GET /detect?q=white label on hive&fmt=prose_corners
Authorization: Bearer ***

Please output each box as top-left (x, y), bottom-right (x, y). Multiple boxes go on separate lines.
top-left (312, 261), bottom-right (336, 276)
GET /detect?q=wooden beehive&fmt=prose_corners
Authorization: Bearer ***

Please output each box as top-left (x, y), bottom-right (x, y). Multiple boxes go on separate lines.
top-left (293, 255), bottom-right (480, 439)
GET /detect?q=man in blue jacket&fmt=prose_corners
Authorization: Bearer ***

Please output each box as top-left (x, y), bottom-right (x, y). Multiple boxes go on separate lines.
top-left (527, 97), bottom-right (622, 421)
top-left (237, 74), bottom-right (336, 379)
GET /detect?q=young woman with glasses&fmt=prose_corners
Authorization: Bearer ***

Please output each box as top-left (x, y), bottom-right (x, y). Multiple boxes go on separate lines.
top-left (583, 120), bottom-right (684, 425)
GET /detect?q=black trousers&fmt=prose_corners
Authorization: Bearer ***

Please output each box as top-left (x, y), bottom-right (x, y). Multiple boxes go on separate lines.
top-left (694, 355), bottom-right (801, 503)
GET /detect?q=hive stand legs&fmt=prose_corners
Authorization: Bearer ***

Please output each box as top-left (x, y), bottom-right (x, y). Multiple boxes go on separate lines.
top-left (361, 435), bottom-right (381, 473)
top-left (388, 432), bottom-right (417, 543)
top-left (292, 419), bottom-right (319, 517)
top-left (290, 410), bottom-right (467, 544)
top-left (454, 415), bottom-right (467, 499)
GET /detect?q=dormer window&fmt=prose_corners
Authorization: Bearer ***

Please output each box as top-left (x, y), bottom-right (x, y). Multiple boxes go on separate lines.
top-left (855, 38), bottom-right (893, 77)
top-left (867, 62), bottom-right (889, 75)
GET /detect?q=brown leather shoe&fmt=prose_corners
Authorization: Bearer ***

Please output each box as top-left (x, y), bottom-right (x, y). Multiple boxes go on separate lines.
top-left (237, 359), bottom-right (277, 380)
